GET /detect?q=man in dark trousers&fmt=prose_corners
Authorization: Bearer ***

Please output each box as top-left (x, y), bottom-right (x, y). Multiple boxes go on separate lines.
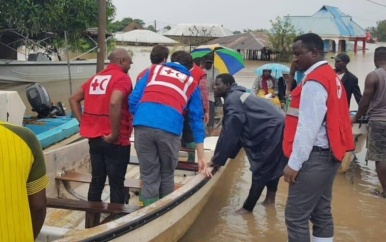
top-left (332, 53), bottom-right (362, 106)
top-left (211, 73), bottom-right (287, 214)
top-left (283, 33), bottom-right (354, 242)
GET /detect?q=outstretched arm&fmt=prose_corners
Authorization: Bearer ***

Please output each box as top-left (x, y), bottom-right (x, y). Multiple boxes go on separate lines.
top-left (353, 71), bottom-right (378, 121)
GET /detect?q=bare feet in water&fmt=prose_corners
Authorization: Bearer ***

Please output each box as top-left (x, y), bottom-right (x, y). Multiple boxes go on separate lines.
top-left (262, 191), bottom-right (276, 206)
top-left (235, 208), bottom-right (252, 215)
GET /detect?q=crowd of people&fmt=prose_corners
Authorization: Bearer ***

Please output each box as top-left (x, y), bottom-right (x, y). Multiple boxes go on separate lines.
top-left (1, 32), bottom-right (385, 242)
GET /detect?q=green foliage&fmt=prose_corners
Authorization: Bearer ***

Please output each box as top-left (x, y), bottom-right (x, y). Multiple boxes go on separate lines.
top-left (233, 30), bottom-right (242, 34)
top-left (268, 16), bottom-right (298, 62)
top-left (0, 0), bottom-right (116, 52)
top-left (108, 18), bottom-right (145, 33)
top-left (369, 20), bottom-right (386, 41)
top-left (164, 25), bottom-right (172, 31)
top-left (147, 25), bottom-right (156, 32)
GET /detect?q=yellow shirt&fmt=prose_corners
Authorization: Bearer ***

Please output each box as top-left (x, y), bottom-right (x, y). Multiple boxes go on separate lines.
top-left (0, 122), bottom-right (49, 242)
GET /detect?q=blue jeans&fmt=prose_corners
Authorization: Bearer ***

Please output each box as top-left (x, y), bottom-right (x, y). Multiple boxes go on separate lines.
top-left (88, 137), bottom-right (130, 204)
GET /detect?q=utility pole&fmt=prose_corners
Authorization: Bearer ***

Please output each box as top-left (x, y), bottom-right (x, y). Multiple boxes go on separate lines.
top-left (154, 20), bottom-right (157, 32)
top-left (97, 0), bottom-right (106, 73)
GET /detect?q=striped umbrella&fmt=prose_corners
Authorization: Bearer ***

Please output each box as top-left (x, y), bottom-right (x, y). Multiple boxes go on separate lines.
top-left (191, 44), bottom-right (245, 75)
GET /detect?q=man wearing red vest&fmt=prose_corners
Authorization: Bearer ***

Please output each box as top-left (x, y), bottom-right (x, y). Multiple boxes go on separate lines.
top-left (136, 45), bottom-right (169, 82)
top-left (181, 61), bottom-right (210, 162)
top-left (69, 48), bottom-right (134, 205)
top-left (283, 33), bottom-right (354, 242)
top-left (129, 51), bottom-right (211, 206)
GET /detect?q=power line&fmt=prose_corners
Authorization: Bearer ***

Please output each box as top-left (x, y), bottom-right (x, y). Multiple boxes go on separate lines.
top-left (365, 0), bottom-right (386, 7)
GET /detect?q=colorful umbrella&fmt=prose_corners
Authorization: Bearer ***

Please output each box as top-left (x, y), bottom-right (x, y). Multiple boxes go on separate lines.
top-left (255, 63), bottom-right (290, 79)
top-left (191, 44), bottom-right (245, 75)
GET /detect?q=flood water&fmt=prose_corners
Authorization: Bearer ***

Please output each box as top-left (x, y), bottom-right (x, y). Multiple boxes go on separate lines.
top-left (2, 44), bottom-right (386, 242)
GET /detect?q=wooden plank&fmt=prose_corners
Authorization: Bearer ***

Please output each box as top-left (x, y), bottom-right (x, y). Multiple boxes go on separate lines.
top-left (127, 161), bottom-right (199, 172)
top-left (56, 171), bottom-right (183, 189)
top-left (47, 198), bottom-right (140, 214)
top-left (56, 171), bottom-right (142, 188)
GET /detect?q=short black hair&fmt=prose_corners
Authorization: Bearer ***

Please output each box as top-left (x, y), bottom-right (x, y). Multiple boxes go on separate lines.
top-left (216, 73), bottom-right (235, 85)
top-left (294, 33), bottom-right (324, 55)
top-left (193, 57), bottom-right (203, 66)
top-left (171, 51), bottom-right (193, 70)
top-left (375, 46), bottom-right (386, 61)
top-left (150, 45), bottom-right (169, 64)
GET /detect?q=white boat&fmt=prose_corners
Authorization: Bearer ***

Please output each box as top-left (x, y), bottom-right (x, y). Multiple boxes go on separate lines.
top-left (0, 57), bottom-right (104, 84)
top-left (36, 136), bottom-right (230, 242)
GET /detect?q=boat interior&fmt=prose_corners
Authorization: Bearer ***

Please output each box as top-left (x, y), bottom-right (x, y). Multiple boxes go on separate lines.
top-left (37, 137), bottom-right (218, 242)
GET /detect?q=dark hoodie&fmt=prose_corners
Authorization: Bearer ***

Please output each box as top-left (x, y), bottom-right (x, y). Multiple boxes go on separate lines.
top-left (212, 83), bottom-right (287, 184)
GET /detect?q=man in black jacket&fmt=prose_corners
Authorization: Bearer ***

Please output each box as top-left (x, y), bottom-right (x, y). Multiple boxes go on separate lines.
top-left (333, 53), bottom-right (362, 107)
top-left (211, 73), bottom-right (287, 214)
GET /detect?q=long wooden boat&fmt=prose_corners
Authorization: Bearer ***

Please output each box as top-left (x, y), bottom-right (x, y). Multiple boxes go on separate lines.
top-left (36, 136), bottom-right (227, 242)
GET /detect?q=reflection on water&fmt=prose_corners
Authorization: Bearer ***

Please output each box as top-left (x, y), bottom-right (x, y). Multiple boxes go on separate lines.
top-left (2, 43), bottom-right (386, 242)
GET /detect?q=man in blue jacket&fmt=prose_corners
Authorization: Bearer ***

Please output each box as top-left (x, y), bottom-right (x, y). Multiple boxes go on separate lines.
top-left (129, 51), bottom-right (211, 206)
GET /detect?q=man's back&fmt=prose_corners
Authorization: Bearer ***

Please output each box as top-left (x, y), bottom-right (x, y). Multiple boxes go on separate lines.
top-left (225, 85), bottom-right (285, 155)
top-left (0, 122), bottom-right (48, 242)
top-left (368, 68), bottom-right (386, 120)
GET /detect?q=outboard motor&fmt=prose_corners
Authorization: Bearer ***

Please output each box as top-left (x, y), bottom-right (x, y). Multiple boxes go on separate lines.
top-left (26, 83), bottom-right (66, 118)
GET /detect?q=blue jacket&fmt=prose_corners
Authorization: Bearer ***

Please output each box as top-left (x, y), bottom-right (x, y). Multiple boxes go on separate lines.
top-left (129, 62), bottom-right (205, 143)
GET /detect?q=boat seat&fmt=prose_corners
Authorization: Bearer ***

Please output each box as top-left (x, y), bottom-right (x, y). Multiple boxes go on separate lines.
top-left (56, 171), bottom-right (182, 189)
top-left (46, 198), bottom-right (140, 228)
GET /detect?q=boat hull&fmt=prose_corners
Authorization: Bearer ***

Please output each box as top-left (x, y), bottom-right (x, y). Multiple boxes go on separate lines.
top-left (37, 137), bottom-right (226, 242)
top-left (0, 59), bottom-right (107, 83)
top-left (24, 116), bottom-right (79, 149)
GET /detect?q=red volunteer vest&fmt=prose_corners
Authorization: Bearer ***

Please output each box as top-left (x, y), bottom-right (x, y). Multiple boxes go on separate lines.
top-left (190, 64), bottom-right (206, 84)
top-left (80, 64), bottom-right (133, 146)
top-left (283, 64), bottom-right (354, 162)
top-left (140, 64), bottom-right (198, 113)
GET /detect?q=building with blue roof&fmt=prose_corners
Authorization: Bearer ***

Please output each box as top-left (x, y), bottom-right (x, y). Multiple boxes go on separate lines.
top-left (287, 5), bottom-right (367, 53)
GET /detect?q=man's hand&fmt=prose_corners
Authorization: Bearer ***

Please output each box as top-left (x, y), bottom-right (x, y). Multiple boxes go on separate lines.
top-left (283, 165), bottom-right (298, 184)
top-left (103, 134), bottom-right (119, 144)
top-left (204, 112), bottom-right (209, 125)
top-left (198, 158), bottom-right (213, 177)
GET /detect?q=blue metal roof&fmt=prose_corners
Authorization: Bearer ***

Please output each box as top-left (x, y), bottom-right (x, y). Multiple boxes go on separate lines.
top-left (287, 5), bottom-right (365, 38)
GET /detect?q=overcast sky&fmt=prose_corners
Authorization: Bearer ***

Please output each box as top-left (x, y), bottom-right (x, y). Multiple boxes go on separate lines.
top-left (112, 0), bottom-right (385, 31)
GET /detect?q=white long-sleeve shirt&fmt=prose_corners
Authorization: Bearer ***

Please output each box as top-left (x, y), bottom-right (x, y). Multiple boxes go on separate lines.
top-left (288, 61), bottom-right (329, 171)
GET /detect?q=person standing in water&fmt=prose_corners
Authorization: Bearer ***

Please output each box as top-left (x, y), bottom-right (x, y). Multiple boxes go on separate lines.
top-left (211, 73), bottom-right (287, 214)
top-left (283, 33), bottom-right (354, 242)
top-left (351, 46), bottom-right (386, 198)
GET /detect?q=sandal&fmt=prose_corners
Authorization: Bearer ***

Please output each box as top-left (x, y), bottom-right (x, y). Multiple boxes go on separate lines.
top-left (371, 190), bottom-right (386, 198)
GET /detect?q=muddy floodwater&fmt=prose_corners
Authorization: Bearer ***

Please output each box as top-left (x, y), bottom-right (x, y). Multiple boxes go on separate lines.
top-left (3, 43), bottom-right (386, 242)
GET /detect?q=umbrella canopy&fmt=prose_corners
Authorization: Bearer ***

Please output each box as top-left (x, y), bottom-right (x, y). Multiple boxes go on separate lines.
top-left (255, 63), bottom-right (290, 79)
top-left (191, 44), bottom-right (245, 75)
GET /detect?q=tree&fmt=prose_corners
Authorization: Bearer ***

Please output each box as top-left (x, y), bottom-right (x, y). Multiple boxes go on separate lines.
top-left (370, 20), bottom-right (386, 41)
top-left (164, 25), bottom-right (172, 31)
top-left (108, 17), bottom-right (145, 33)
top-left (268, 16), bottom-right (299, 62)
top-left (233, 30), bottom-right (242, 35)
top-left (0, 0), bottom-right (116, 58)
top-left (147, 25), bottom-right (156, 32)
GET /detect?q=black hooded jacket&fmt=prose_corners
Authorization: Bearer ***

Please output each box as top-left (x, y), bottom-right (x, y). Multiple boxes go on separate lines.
top-left (212, 83), bottom-right (288, 184)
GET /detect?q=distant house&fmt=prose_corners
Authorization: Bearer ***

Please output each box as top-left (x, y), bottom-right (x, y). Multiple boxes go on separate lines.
top-left (287, 5), bottom-right (366, 53)
top-left (114, 30), bottom-right (178, 46)
top-left (206, 32), bottom-right (270, 60)
top-left (163, 24), bottom-right (233, 46)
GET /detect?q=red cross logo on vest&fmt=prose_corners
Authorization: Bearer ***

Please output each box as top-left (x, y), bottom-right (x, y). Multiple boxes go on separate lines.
top-left (89, 75), bottom-right (112, 95)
